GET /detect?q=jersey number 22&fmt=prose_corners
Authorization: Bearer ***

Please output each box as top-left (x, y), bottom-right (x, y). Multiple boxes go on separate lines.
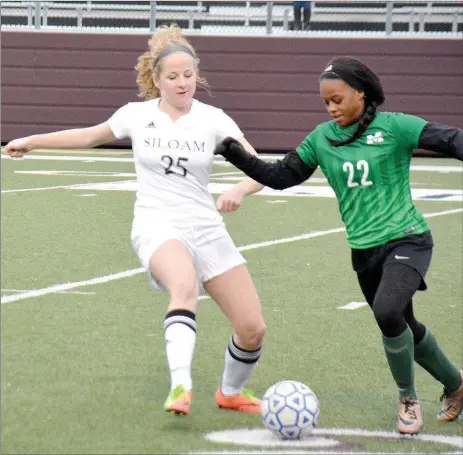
top-left (342, 160), bottom-right (373, 188)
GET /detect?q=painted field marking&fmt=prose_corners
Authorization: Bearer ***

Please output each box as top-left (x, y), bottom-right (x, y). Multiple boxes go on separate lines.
top-left (1, 184), bottom-right (82, 194)
top-left (2, 289), bottom-right (96, 296)
top-left (11, 169), bottom-right (450, 192)
top-left (211, 176), bottom-right (328, 183)
top-left (189, 452), bottom-right (335, 455)
top-left (424, 207), bottom-right (463, 218)
top-left (210, 171), bottom-right (246, 177)
top-left (2, 208), bottom-right (461, 305)
top-left (21, 179), bottom-right (459, 201)
top-left (4, 181), bottom-right (461, 200)
top-left (1, 154), bottom-right (134, 162)
top-left (2, 153), bottom-right (462, 172)
top-left (15, 170), bottom-right (136, 177)
top-left (14, 170), bottom-right (243, 178)
top-left (1, 227), bottom-right (344, 304)
top-left (0, 148), bottom-right (132, 156)
top-left (410, 164), bottom-right (463, 173)
top-left (1, 268), bottom-right (144, 304)
top-left (338, 301), bottom-right (368, 310)
top-left (205, 183), bottom-right (462, 201)
top-left (203, 427), bottom-right (463, 450)
top-left (187, 452), bottom-right (460, 455)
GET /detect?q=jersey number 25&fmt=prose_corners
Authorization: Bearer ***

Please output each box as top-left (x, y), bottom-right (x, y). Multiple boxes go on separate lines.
top-left (162, 155), bottom-right (189, 177)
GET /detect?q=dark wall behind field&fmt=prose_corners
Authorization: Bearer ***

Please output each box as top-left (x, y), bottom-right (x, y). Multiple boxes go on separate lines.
top-left (2, 30), bottom-right (462, 152)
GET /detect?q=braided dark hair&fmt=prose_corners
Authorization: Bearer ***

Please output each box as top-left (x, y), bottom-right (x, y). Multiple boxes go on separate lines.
top-left (320, 57), bottom-right (385, 147)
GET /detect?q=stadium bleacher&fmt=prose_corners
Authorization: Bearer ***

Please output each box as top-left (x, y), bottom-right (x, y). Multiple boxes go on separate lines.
top-left (1, 1), bottom-right (462, 34)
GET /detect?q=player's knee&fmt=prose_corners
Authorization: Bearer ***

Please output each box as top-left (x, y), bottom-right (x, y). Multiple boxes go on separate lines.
top-left (169, 281), bottom-right (198, 307)
top-left (407, 319), bottom-right (427, 344)
top-left (372, 300), bottom-right (403, 337)
top-left (253, 321), bottom-right (267, 347)
top-left (237, 320), bottom-right (266, 349)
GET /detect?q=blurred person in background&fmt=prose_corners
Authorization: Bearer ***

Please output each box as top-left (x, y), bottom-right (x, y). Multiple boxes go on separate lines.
top-left (293, 1), bottom-right (312, 30)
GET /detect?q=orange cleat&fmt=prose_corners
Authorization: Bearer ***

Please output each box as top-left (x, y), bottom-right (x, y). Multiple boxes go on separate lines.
top-left (216, 388), bottom-right (261, 413)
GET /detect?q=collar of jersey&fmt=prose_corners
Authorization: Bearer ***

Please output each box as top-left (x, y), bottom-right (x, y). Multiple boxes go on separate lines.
top-left (154, 98), bottom-right (196, 120)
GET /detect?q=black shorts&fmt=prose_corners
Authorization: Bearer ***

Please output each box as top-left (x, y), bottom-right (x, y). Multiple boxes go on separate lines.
top-left (351, 231), bottom-right (434, 291)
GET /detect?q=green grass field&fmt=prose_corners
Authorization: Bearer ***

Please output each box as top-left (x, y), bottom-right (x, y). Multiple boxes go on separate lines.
top-left (1, 151), bottom-right (462, 454)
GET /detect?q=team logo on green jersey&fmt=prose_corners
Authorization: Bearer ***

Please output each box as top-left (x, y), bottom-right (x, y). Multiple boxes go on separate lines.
top-left (366, 132), bottom-right (384, 144)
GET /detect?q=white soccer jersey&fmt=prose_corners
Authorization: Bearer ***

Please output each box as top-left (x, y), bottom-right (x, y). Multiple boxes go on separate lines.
top-left (107, 98), bottom-right (243, 227)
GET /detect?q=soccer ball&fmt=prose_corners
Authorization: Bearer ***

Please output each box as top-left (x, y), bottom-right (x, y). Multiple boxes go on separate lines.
top-left (261, 380), bottom-right (320, 440)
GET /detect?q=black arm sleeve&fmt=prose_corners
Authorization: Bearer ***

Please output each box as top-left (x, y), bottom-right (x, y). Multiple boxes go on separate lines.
top-left (418, 122), bottom-right (463, 160)
top-left (216, 138), bottom-right (317, 190)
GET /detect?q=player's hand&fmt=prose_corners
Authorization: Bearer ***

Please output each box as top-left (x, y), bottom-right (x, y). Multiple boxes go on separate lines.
top-left (214, 137), bottom-right (247, 158)
top-left (216, 188), bottom-right (244, 213)
top-left (3, 137), bottom-right (33, 158)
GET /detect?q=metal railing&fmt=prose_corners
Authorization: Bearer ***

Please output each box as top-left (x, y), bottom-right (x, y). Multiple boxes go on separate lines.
top-left (1, 1), bottom-right (462, 36)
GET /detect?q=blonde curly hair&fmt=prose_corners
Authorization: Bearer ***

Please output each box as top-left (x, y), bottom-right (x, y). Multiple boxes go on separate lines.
top-left (135, 24), bottom-right (209, 100)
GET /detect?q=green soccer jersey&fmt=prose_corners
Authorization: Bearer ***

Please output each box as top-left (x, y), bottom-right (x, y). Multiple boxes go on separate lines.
top-left (297, 112), bottom-right (429, 249)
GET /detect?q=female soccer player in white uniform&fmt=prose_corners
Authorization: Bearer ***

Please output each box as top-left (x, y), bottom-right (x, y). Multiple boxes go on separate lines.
top-left (4, 25), bottom-right (266, 416)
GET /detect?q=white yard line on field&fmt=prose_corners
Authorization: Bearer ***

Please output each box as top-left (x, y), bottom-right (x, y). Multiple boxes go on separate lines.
top-left (1, 154), bottom-right (134, 163)
top-left (1, 227), bottom-right (344, 304)
top-left (2, 208), bottom-right (461, 305)
top-left (2, 289), bottom-right (96, 295)
top-left (1, 268), bottom-right (144, 304)
top-left (2, 153), bottom-right (462, 172)
top-left (1, 184), bottom-right (83, 193)
top-left (0, 174), bottom-right (229, 195)
top-left (5, 180), bottom-right (461, 202)
top-left (422, 208), bottom-right (463, 218)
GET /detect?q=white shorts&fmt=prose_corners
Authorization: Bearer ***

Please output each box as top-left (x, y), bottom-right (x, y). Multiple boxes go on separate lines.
top-left (131, 221), bottom-right (246, 292)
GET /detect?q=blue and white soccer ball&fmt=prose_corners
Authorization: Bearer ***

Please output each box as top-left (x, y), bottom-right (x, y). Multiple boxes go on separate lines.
top-left (261, 380), bottom-right (320, 440)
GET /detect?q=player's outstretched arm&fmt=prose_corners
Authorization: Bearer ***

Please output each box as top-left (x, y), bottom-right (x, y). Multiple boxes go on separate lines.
top-left (418, 123), bottom-right (463, 160)
top-left (216, 136), bottom-right (264, 213)
top-left (3, 122), bottom-right (117, 158)
top-left (214, 137), bottom-right (317, 190)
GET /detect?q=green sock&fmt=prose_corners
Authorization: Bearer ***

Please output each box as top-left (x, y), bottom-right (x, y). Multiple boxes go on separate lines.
top-left (414, 327), bottom-right (462, 394)
top-left (383, 326), bottom-right (417, 399)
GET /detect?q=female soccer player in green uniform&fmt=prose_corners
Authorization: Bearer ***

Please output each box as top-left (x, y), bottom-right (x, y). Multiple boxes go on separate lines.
top-left (214, 56), bottom-right (463, 435)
